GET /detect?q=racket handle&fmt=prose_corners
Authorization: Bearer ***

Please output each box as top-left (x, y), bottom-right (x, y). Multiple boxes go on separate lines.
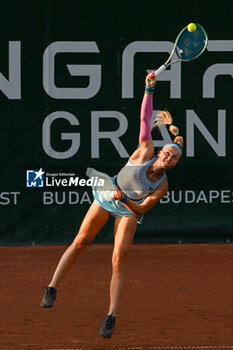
top-left (154, 64), bottom-right (166, 77)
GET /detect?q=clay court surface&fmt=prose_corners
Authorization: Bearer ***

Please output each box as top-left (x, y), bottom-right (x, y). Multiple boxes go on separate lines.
top-left (0, 244), bottom-right (233, 350)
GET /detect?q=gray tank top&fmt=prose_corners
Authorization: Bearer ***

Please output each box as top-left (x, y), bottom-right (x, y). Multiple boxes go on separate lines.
top-left (116, 156), bottom-right (166, 200)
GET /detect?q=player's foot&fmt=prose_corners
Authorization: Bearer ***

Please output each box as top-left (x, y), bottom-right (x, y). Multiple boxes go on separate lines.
top-left (41, 286), bottom-right (57, 308)
top-left (99, 314), bottom-right (116, 338)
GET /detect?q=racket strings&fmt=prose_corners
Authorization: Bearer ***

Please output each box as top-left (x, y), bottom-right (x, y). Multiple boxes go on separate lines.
top-left (176, 26), bottom-right (207, 60)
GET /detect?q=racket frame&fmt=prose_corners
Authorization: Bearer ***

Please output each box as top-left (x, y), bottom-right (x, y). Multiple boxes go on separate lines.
top-left (154, 23), bottom-right (208, 76)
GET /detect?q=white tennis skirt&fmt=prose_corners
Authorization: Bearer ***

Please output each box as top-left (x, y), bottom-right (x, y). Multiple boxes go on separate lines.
top-left (86, 167), bottom-right (143, 224)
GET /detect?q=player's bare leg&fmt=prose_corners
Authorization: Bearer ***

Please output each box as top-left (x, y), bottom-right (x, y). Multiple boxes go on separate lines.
top-left (99, 216), bottom-right (137, 338)
top-left (41, 202), bottom-right (109, 307)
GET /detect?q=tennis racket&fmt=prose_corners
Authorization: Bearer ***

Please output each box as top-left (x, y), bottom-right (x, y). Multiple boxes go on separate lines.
top-left (154, 23), bottom-right (208, 76)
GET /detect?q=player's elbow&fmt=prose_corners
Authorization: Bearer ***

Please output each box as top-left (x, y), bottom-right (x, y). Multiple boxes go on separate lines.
top-left (126, 206), bottom-right (143, 217)
top-left (137, 204), bottom-right (152, 216)
top-left (136, 207), bottom-right (147, 216)
top-left (128, 205), bottom-right (146, 217)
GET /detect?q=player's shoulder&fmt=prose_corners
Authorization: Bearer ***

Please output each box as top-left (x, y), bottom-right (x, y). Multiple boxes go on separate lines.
top-left (130, 148), bottom-right (155, 164)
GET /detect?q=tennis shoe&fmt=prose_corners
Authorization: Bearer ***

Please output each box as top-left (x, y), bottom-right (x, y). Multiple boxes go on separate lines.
top-left (99, 314), bottom-right (116, 338)
top-left (41, 286), bottom-right (57, 308)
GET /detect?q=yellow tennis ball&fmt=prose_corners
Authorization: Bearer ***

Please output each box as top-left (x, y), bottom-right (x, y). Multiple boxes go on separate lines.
top-left (187, 23), bottom-right (197, 32)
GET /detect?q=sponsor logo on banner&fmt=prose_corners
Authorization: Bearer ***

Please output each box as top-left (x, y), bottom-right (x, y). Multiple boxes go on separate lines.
top-left (2, 40), bottom-right (231, 160)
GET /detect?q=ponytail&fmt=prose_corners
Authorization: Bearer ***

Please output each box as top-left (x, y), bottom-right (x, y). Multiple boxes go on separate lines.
top-left (153, 110), bottom-right (184, 149)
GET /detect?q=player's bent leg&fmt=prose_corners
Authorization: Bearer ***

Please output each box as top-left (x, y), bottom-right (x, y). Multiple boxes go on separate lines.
top-left (41, 202), bottom-right (110, 308)
top-left (99, 216), bottom-right (137, 338)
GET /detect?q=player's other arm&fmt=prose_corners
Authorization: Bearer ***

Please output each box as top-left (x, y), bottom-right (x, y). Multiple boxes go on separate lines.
top-left (113, 178), bottom-right (168, 217)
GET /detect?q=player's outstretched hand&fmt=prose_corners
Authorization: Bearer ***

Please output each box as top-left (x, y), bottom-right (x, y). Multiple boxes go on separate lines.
top-left (145, 72), bottom-right (156, 87)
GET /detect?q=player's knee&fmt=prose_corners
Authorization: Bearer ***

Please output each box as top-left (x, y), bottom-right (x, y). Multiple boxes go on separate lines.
top-left (71, 235), bottom-right (90, 251)
top-left (112, 250), bottom-right (128, 271)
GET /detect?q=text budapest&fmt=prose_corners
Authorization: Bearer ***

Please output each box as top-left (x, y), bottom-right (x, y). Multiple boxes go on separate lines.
top-left (160, 190), bottom-right (232, 204)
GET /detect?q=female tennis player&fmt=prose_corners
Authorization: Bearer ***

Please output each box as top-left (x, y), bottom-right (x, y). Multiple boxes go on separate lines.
top-left (41, 72), bottom-right (183, 338)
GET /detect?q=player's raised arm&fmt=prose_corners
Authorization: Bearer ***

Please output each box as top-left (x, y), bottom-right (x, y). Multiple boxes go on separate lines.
top-left (138, 72), bottom-right (157, 154)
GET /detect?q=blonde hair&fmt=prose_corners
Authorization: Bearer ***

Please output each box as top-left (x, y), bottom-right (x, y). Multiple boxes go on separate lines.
top-left (153, 110), bottom-right (184, 149)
